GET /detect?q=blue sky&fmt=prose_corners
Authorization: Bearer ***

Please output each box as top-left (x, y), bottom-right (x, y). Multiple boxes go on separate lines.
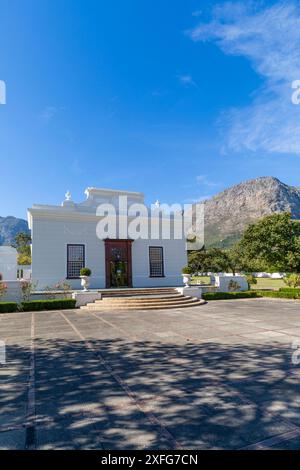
top-left (1, 0), bottom-right (300, 218)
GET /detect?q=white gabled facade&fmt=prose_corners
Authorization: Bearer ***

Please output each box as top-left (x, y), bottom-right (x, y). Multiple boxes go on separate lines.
top-left (27, 188), bottom-right (187, 290)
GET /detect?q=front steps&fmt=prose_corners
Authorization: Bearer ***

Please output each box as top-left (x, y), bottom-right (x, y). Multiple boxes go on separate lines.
top-left (80, 288), bottom-right (205, 310)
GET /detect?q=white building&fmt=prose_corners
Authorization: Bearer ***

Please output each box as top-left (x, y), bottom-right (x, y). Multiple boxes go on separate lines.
top-left (0, 246), bottom-right (18, 280)
top-left (27, 188), bottom-right (187, 290)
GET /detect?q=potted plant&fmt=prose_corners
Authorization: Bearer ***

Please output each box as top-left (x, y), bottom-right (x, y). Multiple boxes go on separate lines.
top-left (182, 266), bottom-right (192, 287)
top-left (80, 268), bottom-right (92, 291)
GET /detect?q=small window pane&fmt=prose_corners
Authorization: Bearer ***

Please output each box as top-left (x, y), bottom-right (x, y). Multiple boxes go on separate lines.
top-left (149, 247), bottom-right (164, 277)
top-left (67, 245), bottom-right (85, 279)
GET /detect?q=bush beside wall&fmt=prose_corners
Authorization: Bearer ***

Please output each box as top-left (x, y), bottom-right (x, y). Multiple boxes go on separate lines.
top-left (21, 299), bottom-right (77, 312)
top-left (0, 302), bottom-right (19, 313)
top-left (279, 288), bottom-right (300, 294)
top-left (202, 291), bottom-right (259, 301)
top-left (203, 290), bottom-right (300, 301)
top-left (257, 290), bottom-right (300, 300)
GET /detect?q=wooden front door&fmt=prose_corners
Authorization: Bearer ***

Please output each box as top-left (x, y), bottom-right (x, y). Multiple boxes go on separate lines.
top-left (105, 239), bottom-right (133, 288)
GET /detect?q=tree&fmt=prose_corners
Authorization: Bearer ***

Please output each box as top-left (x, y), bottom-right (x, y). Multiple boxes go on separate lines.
top-left (233, 213), bottom-right (300, 273)
top-left (284, 273), bottom-right (300, 288)
top-left (188, 247), bottom-right (238, 274)
top-left (13, 232), bottom-right (32, 265)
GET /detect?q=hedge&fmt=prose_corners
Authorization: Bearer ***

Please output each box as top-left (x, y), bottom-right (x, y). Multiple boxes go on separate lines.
top-left (202, 291), bottom-right (259, 301)
top-left (0, 302), bottom-right (19, 313)
top-left (279, 288), bottom-right (300, 294)
top-left (257, 290), bottom-right (300, 300)
top-left (21, 299), bottom-right (77, 312)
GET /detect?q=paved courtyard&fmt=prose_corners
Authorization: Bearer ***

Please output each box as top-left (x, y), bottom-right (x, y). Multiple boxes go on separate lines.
top-left (1, 298), bottom-right (300, 450)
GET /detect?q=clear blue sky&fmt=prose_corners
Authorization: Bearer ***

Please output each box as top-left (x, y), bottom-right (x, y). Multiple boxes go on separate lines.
top-left (1, 0), bottom-right (300, 218)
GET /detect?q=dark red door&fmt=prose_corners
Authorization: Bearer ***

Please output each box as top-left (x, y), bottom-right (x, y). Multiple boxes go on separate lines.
top-left (105, 239), bottom-right (133, 288)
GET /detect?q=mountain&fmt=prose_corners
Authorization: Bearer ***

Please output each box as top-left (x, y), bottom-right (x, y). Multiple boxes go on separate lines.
top-left (197, 176), bottom-right (300, 248)
top-left (0, 216), bottom-right (30, 245)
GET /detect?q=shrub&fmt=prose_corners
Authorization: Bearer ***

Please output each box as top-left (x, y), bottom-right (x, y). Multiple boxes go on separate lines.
top-left (284, 273), bottom-right (300, 288)
top-left (246, 274), bottom-right (257, 287)
top-left (257, 290), bottom-right (300, 300)
top-left (20, 299), bottom-right (77, 312)
top-left (0, 282), bottom-right (8, 299)
top-left (182, 266), bottom-right (192, 275)
top-left (0, 302), bottom-right (18, 313)
top-left (44, 280), bottom-right (72, 299)
top-left (20, 280), bottom-right (38, 302)
top-left (279, 288), bottom-right (300, 294)
top-left (203, 291), bottom-right (259, 301)
top-left (80, 268), bottom-right (92, 277)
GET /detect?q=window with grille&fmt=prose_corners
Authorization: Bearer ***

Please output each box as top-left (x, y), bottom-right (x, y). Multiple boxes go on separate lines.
top-left (67, 244), bottom-right (85, 279)
top-left (149, 246), bottom-right (164, 277)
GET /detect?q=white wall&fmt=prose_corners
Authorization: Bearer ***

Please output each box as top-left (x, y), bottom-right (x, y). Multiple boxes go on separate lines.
top-left (215, 275), bottom-right (249, 292)
top-left (0, 247), bottom-right (18, 281)
top-left (132, 238), bottom-right (187, 287)
top-left (31, 217), bottom-right (187, 289)
top-left (31, 218), bottom-right (106, 290)
top-left (0, 281), bottom-right (21, 302)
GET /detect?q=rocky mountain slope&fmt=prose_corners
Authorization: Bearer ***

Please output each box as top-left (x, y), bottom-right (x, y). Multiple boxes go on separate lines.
top-left (199, 177), bottom-right (300, 248)
top-left (0, 216), bottom-right (29, 245)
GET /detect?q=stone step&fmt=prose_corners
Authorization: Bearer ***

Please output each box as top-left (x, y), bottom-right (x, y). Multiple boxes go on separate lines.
top-left (94, 294), bottom-right (186, 304)
top-left (101, 288), bottom-right (178, 298)
top-left (87, 295), bottom-right (192, 305)
top-left (87, 298), bottom-right (193, 307)
top-left (81, 298), bottom-right (205, 311)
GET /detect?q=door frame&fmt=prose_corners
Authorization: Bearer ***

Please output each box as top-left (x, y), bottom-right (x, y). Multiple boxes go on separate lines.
top-left (104, 239), bottom-right (133, 288)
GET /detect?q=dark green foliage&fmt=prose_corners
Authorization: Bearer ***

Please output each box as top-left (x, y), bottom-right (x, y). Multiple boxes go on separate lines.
top-left (234, 212), bottom-right (300, 272)
top-left (182, 266), bottom-right (192, 274)
top-left (13, 231), bottom-right (32, 265)
top-left (21, 299), bottom-right (77, 312)
top-left (80, 268), bottom-right (92, 276)
top-left (188, 247), bottom-right (239, 274)
top-left (279, 288), bottom-right (300, 294)
top-left (202, 291), bottom-right (259, 301)
top-left (258, 290), bottom-right (300, 299)
top-left (246, 274), bottom-right (257, 286)
top-left (0, 302), bottom-right (19, 313)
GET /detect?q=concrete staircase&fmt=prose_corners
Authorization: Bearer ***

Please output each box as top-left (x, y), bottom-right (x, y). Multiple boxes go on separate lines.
top-left (80, 287), bottom-right (205, 311)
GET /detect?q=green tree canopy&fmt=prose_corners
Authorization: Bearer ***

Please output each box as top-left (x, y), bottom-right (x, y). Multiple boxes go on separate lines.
top-left (13, 232), bottom-right (32, 266)
top-left (233, 212), bottom-right (300, 272)
top-left (188, 247), bottom-right (238, 274)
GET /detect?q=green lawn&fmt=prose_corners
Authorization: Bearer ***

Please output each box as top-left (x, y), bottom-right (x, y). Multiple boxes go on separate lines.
top-left (250, 277), bottom-right (285, 291)
top-left (191, 276), bottom-right (212, 285)
top-left (191, 275), bottom-right (286, 291)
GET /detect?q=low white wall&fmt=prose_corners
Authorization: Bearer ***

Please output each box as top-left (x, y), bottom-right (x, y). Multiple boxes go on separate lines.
top-left (0, 247), bottom-right (18, 281)
top-left (176, 286), bottom-right (202, 299)
top-left (72, 291), bottom-right (103, 307)
top-left (215, 275), bottom-right (248, 292)
top-left (254, 272), bottom-right (285, 279)
top-left (0, 281), bottom-right (22, 303)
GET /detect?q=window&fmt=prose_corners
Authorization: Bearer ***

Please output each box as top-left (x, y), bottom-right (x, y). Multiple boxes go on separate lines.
top-left (149, 246), bottom-right (164, 277)
top-left (67, 244), bottom-right (85, 279)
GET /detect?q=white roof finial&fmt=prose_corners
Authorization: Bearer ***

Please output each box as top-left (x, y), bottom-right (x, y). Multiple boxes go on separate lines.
top-left (65, 190), bottom-right (72, 201)
top-left (154, 199), bottom-right (161, 208)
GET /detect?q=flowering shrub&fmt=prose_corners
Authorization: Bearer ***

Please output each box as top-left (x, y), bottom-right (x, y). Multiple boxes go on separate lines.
top-left (20, 280), bottom-right (38, 302)
top-left (44, 280), bottom-right (71, 299)
top-left (0, 282), bottom-right (8, 299)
